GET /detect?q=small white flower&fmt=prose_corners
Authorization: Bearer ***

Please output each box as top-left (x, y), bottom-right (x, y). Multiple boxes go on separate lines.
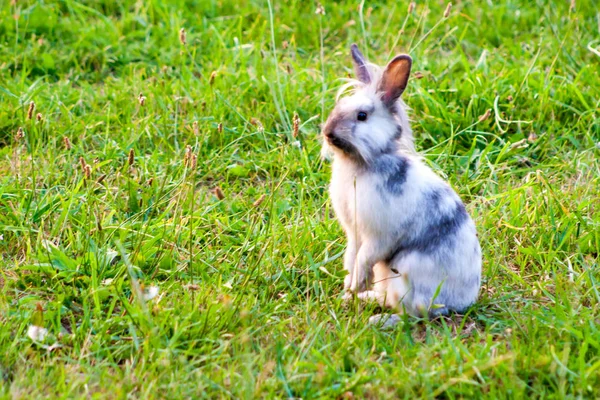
top-left (0, 234), bottom-right (3, 240)
top-left (142, 286), bottom-right (159, 301)
top-left (102, 278), bottom-right (114, 285)
top-left (27, 325), bottom-right (48, 342)
top-left (291, 140), bottom-right (302, 149)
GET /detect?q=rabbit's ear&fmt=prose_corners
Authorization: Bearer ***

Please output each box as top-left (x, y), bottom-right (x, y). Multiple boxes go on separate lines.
top-left (350, 44), bottom-right (371, 84)
top-left (379, 55), bottom-right (412, 109)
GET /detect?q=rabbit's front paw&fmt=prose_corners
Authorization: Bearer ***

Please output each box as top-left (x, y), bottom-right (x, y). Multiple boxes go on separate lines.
top-left (349, 267), bottom-right (372, 292)
top-left (344, 273), bottom-right (352, 290)
top-left (349, 278), bottom-right (366, 292)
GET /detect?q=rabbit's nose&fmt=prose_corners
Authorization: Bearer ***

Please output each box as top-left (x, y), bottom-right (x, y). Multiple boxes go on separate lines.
top-left (322, 122), bottom-right (337, 139)
top-left (322, 114), bottom-right (341, 138)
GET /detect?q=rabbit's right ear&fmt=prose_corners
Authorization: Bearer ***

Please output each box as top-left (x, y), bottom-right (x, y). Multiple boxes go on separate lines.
top-left (350, 44), bottom-right (371, 84)
top-left (378, 55), bottom-right (412, 109)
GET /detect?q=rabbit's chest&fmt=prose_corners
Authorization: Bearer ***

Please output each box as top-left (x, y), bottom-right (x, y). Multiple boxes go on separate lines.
top-left (330, 167), bottom-right (391, 234)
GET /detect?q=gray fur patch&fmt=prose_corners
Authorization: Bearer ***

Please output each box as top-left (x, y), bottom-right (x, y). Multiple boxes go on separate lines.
top-left (370, 154), bottom-right (410, 195)
top-left (385, 192), bottom-right (468, 261)
top-left (394, 125), bottom-right (402, 140)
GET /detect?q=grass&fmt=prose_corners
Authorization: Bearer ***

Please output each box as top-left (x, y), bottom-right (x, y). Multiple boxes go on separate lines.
top-left (0, 0), bottom-right (599, 397)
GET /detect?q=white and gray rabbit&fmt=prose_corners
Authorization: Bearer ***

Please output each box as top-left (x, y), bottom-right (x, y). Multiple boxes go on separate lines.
top-left (322, 44), bottom-right (482, 325)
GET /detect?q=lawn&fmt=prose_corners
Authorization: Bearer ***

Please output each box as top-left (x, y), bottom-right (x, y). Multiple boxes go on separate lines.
top-left (1, 0), bottom-right (599, 398)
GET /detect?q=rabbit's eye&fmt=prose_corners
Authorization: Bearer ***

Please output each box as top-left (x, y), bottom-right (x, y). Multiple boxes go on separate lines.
top-left (357, 111), bottom-right (368, 121)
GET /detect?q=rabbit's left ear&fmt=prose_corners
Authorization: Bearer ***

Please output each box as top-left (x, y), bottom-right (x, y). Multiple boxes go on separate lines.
top-left (350, 44), bottom-right (371, 84)
top-left (379, 55), bottom-right (412, 109)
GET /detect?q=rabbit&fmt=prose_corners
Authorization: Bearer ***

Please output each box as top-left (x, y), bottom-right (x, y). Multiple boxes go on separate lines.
top-left (322, 44), bottom-right (482, 325)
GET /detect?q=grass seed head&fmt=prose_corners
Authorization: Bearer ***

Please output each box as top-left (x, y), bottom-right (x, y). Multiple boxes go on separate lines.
top-left (478, 109), bottom-right (492, 122)
top-left (190, 154), bottom-right (197, 169)
top-left (138, 93), bottom-right (146, 106)
top-left (84, 164), bottom-right (92, 179)
top-left (217, 123), bottom-right (223, 134)
top-left (213, 186), bottom-right (225, 200)
top-left (184, 145), bottom-right (192, 165)
top-left (27, 101), bottom-right (35, 120)
top-left (36, 113), bottom-right (42, 122)
top-left (15, 127), bottom-right (24, 141)
top-left (253, 194), bottom-right (266, 207)
top-left (408, 2), bottom-right (416, 13)
top-left (209, 71), bottom-right (217, 85)
top-left (315, 3), bottom-right (325, 15)
top-left (443, 2), bottom-right (452, 18)
top-left (192, 121), bottom-right (199, 136)
top-left (292, 112), bottom-right (300, 138)
top-left (63, 136), bottom-right (71, 150)
top-left (79, 156), bottom-right (87, 170)
top-left (128, 149), bottom-right (135, 166)
top-left (179, 28), bottom-right (186, 45)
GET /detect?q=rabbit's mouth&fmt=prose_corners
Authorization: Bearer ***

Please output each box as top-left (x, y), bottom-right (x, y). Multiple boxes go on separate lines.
top-left (326, 133), bottom-right (352, 152)
top-left (325, 133), bottom-right (364, 162)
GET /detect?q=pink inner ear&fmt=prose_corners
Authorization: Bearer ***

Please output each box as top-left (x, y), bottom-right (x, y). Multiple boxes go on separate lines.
top-left (381, 83), bottom-right (403, 107)
top-left (380, 56), bottom-right (411, 107)
top-left (382, 88), bottom-right (397, 105)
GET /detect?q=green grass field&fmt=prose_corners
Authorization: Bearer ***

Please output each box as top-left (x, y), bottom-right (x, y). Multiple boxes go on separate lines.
top-left (1, 0), bottom-right (599, 397)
